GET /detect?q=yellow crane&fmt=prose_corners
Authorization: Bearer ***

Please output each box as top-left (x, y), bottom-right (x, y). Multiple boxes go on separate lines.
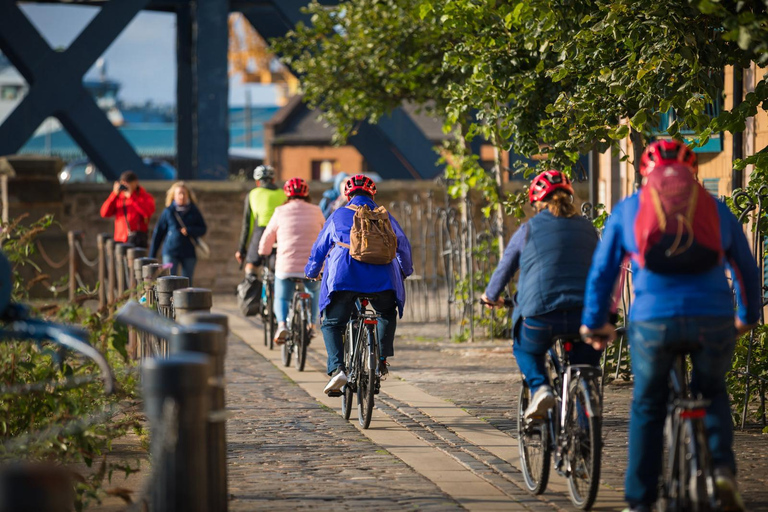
top-left (228, 13), bottom-right (299, 106)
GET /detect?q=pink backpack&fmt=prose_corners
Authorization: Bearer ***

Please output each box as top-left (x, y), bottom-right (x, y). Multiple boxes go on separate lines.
top-left (634, 165), bottom-right (723, 274)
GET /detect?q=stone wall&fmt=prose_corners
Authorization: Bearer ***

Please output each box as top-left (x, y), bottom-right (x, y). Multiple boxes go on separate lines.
top-left (12, 176), bottom-right (588, 296)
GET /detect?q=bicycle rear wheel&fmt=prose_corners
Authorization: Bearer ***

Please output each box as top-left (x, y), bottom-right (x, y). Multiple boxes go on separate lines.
top-left (518, 381), bottom-right (551, 494)
top-left (565, 377), bottom-right (602, 510)
top-left (266, 284), bottom-right (275, 350)
top-left (294, 300), bottom-right (309, 372)
top-left (357, 325), bottom-right (377, 429)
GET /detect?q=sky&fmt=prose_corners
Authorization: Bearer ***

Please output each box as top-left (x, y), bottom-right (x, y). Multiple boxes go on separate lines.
top-left (18, 4), bottom-right (279, 106)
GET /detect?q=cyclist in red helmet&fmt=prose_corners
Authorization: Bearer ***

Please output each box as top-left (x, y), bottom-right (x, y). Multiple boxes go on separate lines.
top-left (481, 169), bottom-right (601, 420)
top-left (259, 178), bottom-right (325, 343)
top-left (581, 139), bottom-right (759, 512)
top-left (305, 174), bottom-right (413, 395)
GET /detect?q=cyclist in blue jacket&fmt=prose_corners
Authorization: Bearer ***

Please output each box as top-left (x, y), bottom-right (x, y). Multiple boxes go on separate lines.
top-left (481, 170), bottom-right (601, 420)
top-left (580, 140), bottom-right (760, 512)
top-left (305, 174), bottom-right (413, 395)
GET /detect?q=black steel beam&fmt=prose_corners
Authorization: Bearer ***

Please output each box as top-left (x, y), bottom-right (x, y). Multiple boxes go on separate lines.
top-left (0, 0), bottom-right (153, 180)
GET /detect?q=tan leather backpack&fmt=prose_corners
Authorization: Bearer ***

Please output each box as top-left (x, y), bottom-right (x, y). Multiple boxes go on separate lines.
top-left (336, 205), bottom-right (397, 265)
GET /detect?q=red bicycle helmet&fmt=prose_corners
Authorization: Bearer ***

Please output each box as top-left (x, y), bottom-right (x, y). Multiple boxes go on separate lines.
top-left (529, 170), bottom-right (574, 204)
top-left (283, 177), bottom-right (309, 198)
top-left (639, 140), bottom-right (698, 177)
top-left (343, 174), bottom-right (377, 199)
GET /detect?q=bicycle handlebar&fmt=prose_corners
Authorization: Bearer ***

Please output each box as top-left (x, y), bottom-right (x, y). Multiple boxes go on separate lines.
top-left (478, 297), bottom-right (514, 308)
top-left (0, 318), bottom-right (116, 395)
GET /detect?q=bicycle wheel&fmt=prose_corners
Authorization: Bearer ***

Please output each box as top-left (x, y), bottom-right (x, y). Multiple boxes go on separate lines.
top-left (281, 329), bottom-right (292, 367)
top-left (294, 300), bottom-right (309, 372)
top-left (517, 381), bottom-right (551, 494)
top-left (684, 418), bottom-right (716, 511)
top-left (357, 325), bottom-right (377, 429)
top-left (266, 284), bottom-right (275, 351)
top-left (565, 377), bottom-right (602, 510)
top-left (341, 323), bottom-right (355, 420)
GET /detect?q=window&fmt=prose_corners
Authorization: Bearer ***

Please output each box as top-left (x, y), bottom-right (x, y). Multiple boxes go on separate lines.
top-left (702, 178), bottom-right (720, 196)
top-left (311, 159), bottom-right (335, 181)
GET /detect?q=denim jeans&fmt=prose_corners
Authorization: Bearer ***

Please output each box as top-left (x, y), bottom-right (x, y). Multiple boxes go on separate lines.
top-left (321, 290), bottom-right (397, 375)
top-left (515, 309), bottom-right (602, 393)
top-left (162, 255), bottom-right (197, 285)
top-left (625, 316), bottom-right (736, 507)
top-left (274, 277), bottom-right (320, 325)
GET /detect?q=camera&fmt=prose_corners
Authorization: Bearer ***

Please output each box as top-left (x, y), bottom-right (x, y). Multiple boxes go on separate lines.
top-left (118, 184), bottom-right (128, 192)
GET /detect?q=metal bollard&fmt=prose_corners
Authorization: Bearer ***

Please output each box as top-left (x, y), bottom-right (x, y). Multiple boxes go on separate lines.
top-left (115, 243), bottom-right (134, 297)
top-left (142, 354), bottom-right (210, 512)
top-left (172, 288), bottom-right (213, 317)
top-left (142, 264), bottom-right (171, 357)
top-left (170, 323), bottom-right (227, 512)
top-left (156, 276), bottom-right (190, 320)
top-left (133, 257), bottom-right (158, 295)
top-left (177, 312), bottom-right (229, 338)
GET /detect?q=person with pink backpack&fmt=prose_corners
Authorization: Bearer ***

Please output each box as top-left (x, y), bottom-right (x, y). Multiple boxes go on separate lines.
top-left (581, 140), bottom-right (761, 512)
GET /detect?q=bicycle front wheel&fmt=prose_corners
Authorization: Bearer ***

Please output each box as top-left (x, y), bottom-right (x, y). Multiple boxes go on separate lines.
top-left (341, 321), bottom-right (356, 420)
top-left (518, 381), bottom-right (551, 494)
top-left (357, 326), bottom-right (377, 429)
top-left (294, 300), bottom-right (310, 372)
top-left (565, 377), bottom-right (602, 510)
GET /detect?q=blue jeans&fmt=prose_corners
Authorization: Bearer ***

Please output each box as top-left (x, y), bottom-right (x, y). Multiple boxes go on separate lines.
top-left (625, 316), bottom-right (736, 506)
top-left (274, 277), bottom-right (320, 324)
top-left (515, 309), bottom-right (602, 393)
top-left (162, 255), bottom-right (197, 285)
top-left (322, 290), bottom-right (397, 375)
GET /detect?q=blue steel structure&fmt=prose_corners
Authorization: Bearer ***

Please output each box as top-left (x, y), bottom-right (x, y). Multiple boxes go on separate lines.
top-left (0, 0), bottom-right (443, 181)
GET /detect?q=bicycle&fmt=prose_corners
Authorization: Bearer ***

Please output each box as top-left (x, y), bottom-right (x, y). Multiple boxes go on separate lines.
top-left (259, 265), bottom-right (276, 350)
top-left (280, 278), bottom-right (313, 372)
top-left (334, 296), bottom-right (382, 429)
top-left (657, 341), bottom-right (719, 512)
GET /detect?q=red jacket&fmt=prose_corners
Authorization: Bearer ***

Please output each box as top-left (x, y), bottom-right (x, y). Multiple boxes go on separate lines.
top-left (100, 186), bottom-right (156, 242)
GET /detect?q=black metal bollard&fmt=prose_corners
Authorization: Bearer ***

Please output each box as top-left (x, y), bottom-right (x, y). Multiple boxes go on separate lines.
top-left (156, 276), bottom-right (190, 320)
top-left (172, 288), bottom-right (213, 317)
top-left (0, 463), bottom-right (74, 512)
top-left (170, 322), bottom-right (227, 512)
top-left (133, 257), bottom-right (158, 295)
top-left (142, 264), bottom-right (171, 357)
top-left (142, 354), bottom-right (210, 512)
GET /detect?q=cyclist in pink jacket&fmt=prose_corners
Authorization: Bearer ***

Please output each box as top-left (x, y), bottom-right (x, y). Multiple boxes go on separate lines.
top-left (259, 178), bottom-right (326, 343)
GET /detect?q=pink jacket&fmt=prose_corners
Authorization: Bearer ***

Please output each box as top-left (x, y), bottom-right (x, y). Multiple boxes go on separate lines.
top-left (259, 199), bottom-right (326, 277)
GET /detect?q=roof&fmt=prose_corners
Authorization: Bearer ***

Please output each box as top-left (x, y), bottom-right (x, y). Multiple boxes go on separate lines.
top-left (266, 95), bottom-right (449, 145)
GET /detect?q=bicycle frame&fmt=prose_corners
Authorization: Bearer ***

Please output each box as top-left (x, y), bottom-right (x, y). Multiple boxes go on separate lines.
top-left (347, 299), bottom-right (380, 386)
top-left (545, 338), bottom-right (602, 476)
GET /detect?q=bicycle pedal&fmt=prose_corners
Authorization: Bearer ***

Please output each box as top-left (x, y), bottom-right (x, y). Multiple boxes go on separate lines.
top-left (327, 390), bottom-right (342, 397)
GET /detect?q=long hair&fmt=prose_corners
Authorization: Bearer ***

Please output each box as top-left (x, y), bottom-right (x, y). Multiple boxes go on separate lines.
top-left (165, 181), bottom-right (198, 207)
top-left (535, 189), bottom-right (577, 218)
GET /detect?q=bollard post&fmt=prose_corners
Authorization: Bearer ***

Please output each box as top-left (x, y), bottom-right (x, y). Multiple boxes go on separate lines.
top-left (170, 323), bottom-right (227, 512)
top-left (156, 276), bottom-right (190, 320)
top-left (131, 258), bottom-right (157, 359)
top-left (141, 264), bottom-right (171, 357)
top-left (126, 247), bottom-right (148, 298)
top-left (0, 463), bottom-right (74, 512)
top-left (172, 288), bottom-right (213, 318)
top-left (115, 243), bottom-right (134, 297)
top-left (142, 354), bottom-right (210, 512)
top-left (106, 238), bottom-right (116, 306)
top-left (97, 233), bottom-right (110, 311)
top-left (67, 231), bottom-right (80, 302)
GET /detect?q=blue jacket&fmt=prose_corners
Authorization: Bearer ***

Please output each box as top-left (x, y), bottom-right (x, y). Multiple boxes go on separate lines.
top-left (149, 203), bottom-right (207, 260)
top-left (582, 193), bottom-right (761, 328)
top-left (305, 195), bottom-right (414, 316)
top-left (484, 210), bottom-right (599, 330)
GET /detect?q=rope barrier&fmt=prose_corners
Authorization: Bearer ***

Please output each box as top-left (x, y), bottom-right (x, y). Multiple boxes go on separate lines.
top-left (74, 239), bottom-right (99, 268)
top-left (34, 240), bottom-right (69, 269)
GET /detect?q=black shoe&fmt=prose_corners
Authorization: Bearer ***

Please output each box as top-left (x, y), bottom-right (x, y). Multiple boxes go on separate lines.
top-left (379, 359), bottom-right (389, 376)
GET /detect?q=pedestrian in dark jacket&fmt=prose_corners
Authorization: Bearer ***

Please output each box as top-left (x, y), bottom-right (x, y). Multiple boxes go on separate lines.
top-left (149, 182), bottom-right (207, 284)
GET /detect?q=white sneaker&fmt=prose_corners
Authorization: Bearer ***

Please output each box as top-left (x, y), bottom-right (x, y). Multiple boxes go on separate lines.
top-left (274, 325), bottom-right (288, 345)
top-left (524, 385), bottom-right (556, 419)
top-left (323, 369), bottom-right (348, 395)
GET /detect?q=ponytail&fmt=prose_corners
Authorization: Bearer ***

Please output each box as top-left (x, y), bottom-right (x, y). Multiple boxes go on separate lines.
top-left (538, 189), bottom-right (577, 218)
